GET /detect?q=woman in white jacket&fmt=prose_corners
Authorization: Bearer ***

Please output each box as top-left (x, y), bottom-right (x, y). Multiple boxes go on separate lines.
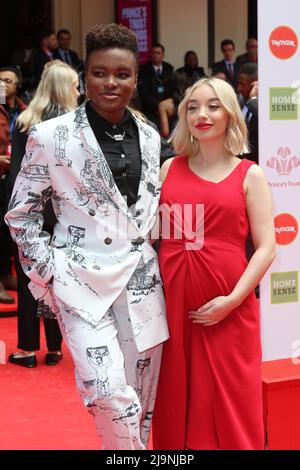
top-left (8, 60), bottom-right (79, 368)
top-left (5, 24), bottom-right (168, 450)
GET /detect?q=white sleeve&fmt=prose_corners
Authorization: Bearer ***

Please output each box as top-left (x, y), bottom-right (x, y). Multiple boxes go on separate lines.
top-left (5, 125), bottom-right (54, 297)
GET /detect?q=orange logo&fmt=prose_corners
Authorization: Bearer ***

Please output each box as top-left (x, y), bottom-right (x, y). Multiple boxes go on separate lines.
top-left (274, 213), bottom-right (298, 245)
top-left (269, 26), bottom-right (298, 59)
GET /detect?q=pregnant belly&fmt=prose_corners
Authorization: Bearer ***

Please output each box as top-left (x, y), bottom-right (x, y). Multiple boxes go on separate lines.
top-left (159, 238), bottom-right (247, 306)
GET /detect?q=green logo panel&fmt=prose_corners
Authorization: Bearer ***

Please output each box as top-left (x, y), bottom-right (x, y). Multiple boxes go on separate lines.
top-left (271, 271), bottom-right (298, 304)
top-left (270, 88), bottom-right (298, 120)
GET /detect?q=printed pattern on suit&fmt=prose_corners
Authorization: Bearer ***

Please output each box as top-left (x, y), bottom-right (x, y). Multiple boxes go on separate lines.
top-left (5, 101), bottom-right (169, 449)
top-left (53, 286), bottom-right (162, 450)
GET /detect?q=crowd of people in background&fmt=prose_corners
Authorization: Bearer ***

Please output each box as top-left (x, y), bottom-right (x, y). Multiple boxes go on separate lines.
top-left (0, 27), bottom-right (259, 356)
top-left (1, 20), bottom-right (274, 452)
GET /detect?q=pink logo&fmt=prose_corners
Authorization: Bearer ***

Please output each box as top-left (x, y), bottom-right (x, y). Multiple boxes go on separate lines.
top-left (266, 147), bottom-right (300, 176)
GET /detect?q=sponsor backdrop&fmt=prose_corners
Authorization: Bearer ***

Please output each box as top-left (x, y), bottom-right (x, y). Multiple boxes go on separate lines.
top-left (258, 0), bottom-right (300, 359)
top-left (116, 0), bottom-right (154, 65)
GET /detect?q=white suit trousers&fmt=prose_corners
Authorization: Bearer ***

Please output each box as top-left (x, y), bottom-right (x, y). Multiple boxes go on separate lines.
top-left (52, 286), bottom-right (163, 450)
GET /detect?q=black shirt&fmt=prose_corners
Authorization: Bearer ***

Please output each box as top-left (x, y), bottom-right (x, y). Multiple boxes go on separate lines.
top-left (86, 101), bottom-right (141, 208)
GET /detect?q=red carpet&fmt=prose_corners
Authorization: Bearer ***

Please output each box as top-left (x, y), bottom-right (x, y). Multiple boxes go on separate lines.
top-left (0, 316), bottom-right (100, 450)
top-left (0, 316), bottom-right (154, 450)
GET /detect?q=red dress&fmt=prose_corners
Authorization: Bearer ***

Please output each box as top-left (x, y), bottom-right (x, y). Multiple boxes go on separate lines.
top-left (152, 156), bottom-right (264, 450)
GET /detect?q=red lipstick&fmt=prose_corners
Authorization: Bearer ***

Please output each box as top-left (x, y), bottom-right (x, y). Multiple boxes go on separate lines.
top-left (196, 123), bottom-right (212, 130)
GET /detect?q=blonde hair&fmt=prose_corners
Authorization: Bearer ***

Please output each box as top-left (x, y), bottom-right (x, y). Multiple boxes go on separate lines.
top-left (172, 77), bottom-right (249, 157)
top-left (17, 60), bottom-right (79, 132)
top-left (127, 106), bottom-right (147, 123)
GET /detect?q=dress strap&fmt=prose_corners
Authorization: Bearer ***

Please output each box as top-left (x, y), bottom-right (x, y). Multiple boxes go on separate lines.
top-left (241, 157), bottom-right (257, 170)
top-left (162, 156), bottom-right (186, 186)
top-left (234, 158), bottom-right (257, 190)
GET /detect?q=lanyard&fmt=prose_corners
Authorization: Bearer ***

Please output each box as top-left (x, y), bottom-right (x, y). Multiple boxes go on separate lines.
top-left (9, 111), bottom-right (19, 141)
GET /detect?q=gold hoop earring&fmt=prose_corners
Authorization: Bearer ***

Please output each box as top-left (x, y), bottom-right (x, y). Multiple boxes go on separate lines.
top-left (190, 134), bottom-right (194, 144)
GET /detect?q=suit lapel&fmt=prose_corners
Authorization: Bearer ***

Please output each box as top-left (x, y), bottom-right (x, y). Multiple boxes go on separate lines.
top-left (73, 102), bottom-right (130, 219)
top-left (72, 103), bottom-right (160, 233)
top-left (133, 117), bottom-right (161, 233)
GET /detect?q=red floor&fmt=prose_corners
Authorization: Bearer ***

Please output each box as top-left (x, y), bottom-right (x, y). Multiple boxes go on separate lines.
top-left (0, 316), bottom-right (100, 450)
top-left (0, 315), bottom-right (154, 450)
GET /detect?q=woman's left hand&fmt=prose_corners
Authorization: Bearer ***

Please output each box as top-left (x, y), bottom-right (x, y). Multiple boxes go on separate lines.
top-left (188, 296), bottom-right (236, 326)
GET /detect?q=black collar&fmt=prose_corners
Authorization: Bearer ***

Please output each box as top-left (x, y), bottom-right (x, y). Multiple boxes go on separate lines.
top-left (86, 101), bottom-right (136, 138)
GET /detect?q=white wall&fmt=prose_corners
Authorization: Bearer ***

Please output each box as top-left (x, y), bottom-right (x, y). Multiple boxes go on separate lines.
top-left (214, 0), bottom-right (248, 63)
top-left (158, 0), bottom-right (208, 72)
top-left (53, 0), bottom-right (115, 59)
top-left (53, 0), bottom-right (82, 56)
top-left (80, 0), bottom-right (115, 57)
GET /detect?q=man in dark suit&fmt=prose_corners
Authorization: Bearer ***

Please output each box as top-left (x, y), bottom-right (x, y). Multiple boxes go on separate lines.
top-left (10, 31), bottom-right (37, 96)
top-left (236, 38), bottom-right (258, 71)
top-left (53, 29), bottom-right (82, 70)
top-left (237, 62), bottom-right (258, 164)
top-left (33, 30), bottom-right (57, 86)
top-left (138, 43), bottom-right (177, 129)
top-left (212, 39), bottom-right (238, 87)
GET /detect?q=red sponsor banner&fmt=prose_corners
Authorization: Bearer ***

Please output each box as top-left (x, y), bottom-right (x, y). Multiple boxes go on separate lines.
top-left (269, 25), bottom-right (298, 60)
top-left (116, 0), bottom-right (153, 65)
top-left (274, 213), bottom-right (298, 245)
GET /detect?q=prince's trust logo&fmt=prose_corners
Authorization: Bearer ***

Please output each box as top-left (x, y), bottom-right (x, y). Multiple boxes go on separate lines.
top-left (266, 147), bottom-right (300, 189)
top-left (267, 147), bottom-right (300, 176)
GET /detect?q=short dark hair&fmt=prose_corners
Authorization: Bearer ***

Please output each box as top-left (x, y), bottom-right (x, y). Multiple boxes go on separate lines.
top-left (221, 39), bottom-right (235, 50)
top-left (239, 62), bottom-right (258, 80)
top-left (37, 29), bottom-right (56, 43)
top-left (0, 66), bottom-right (21, 85)
top-left (152, 42), bottom-right (165, 53)
top-left (246, 37), bottom-right (258, 46)
top-left (57, 29), bottom-right (71, 39)
top-left (84, 23), bottom-right (138, 66)
top-left (184, 50), bottom-right (198, 67)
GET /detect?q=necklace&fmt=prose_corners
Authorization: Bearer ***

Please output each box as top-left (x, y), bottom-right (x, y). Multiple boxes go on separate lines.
top-left (105, 130), bottom-right (125, 141)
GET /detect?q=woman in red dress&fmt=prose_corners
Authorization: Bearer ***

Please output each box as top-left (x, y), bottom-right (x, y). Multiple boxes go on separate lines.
top-left (153, 77), bottom-right (276, 450)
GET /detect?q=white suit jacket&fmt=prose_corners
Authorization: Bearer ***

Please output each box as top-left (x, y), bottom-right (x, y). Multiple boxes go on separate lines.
top-left (5, 102), bottom-right (169, 352)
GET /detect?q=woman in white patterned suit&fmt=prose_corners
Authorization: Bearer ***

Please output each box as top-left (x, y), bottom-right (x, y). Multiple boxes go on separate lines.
top-left (5, 24), bottom-right (168, 450)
